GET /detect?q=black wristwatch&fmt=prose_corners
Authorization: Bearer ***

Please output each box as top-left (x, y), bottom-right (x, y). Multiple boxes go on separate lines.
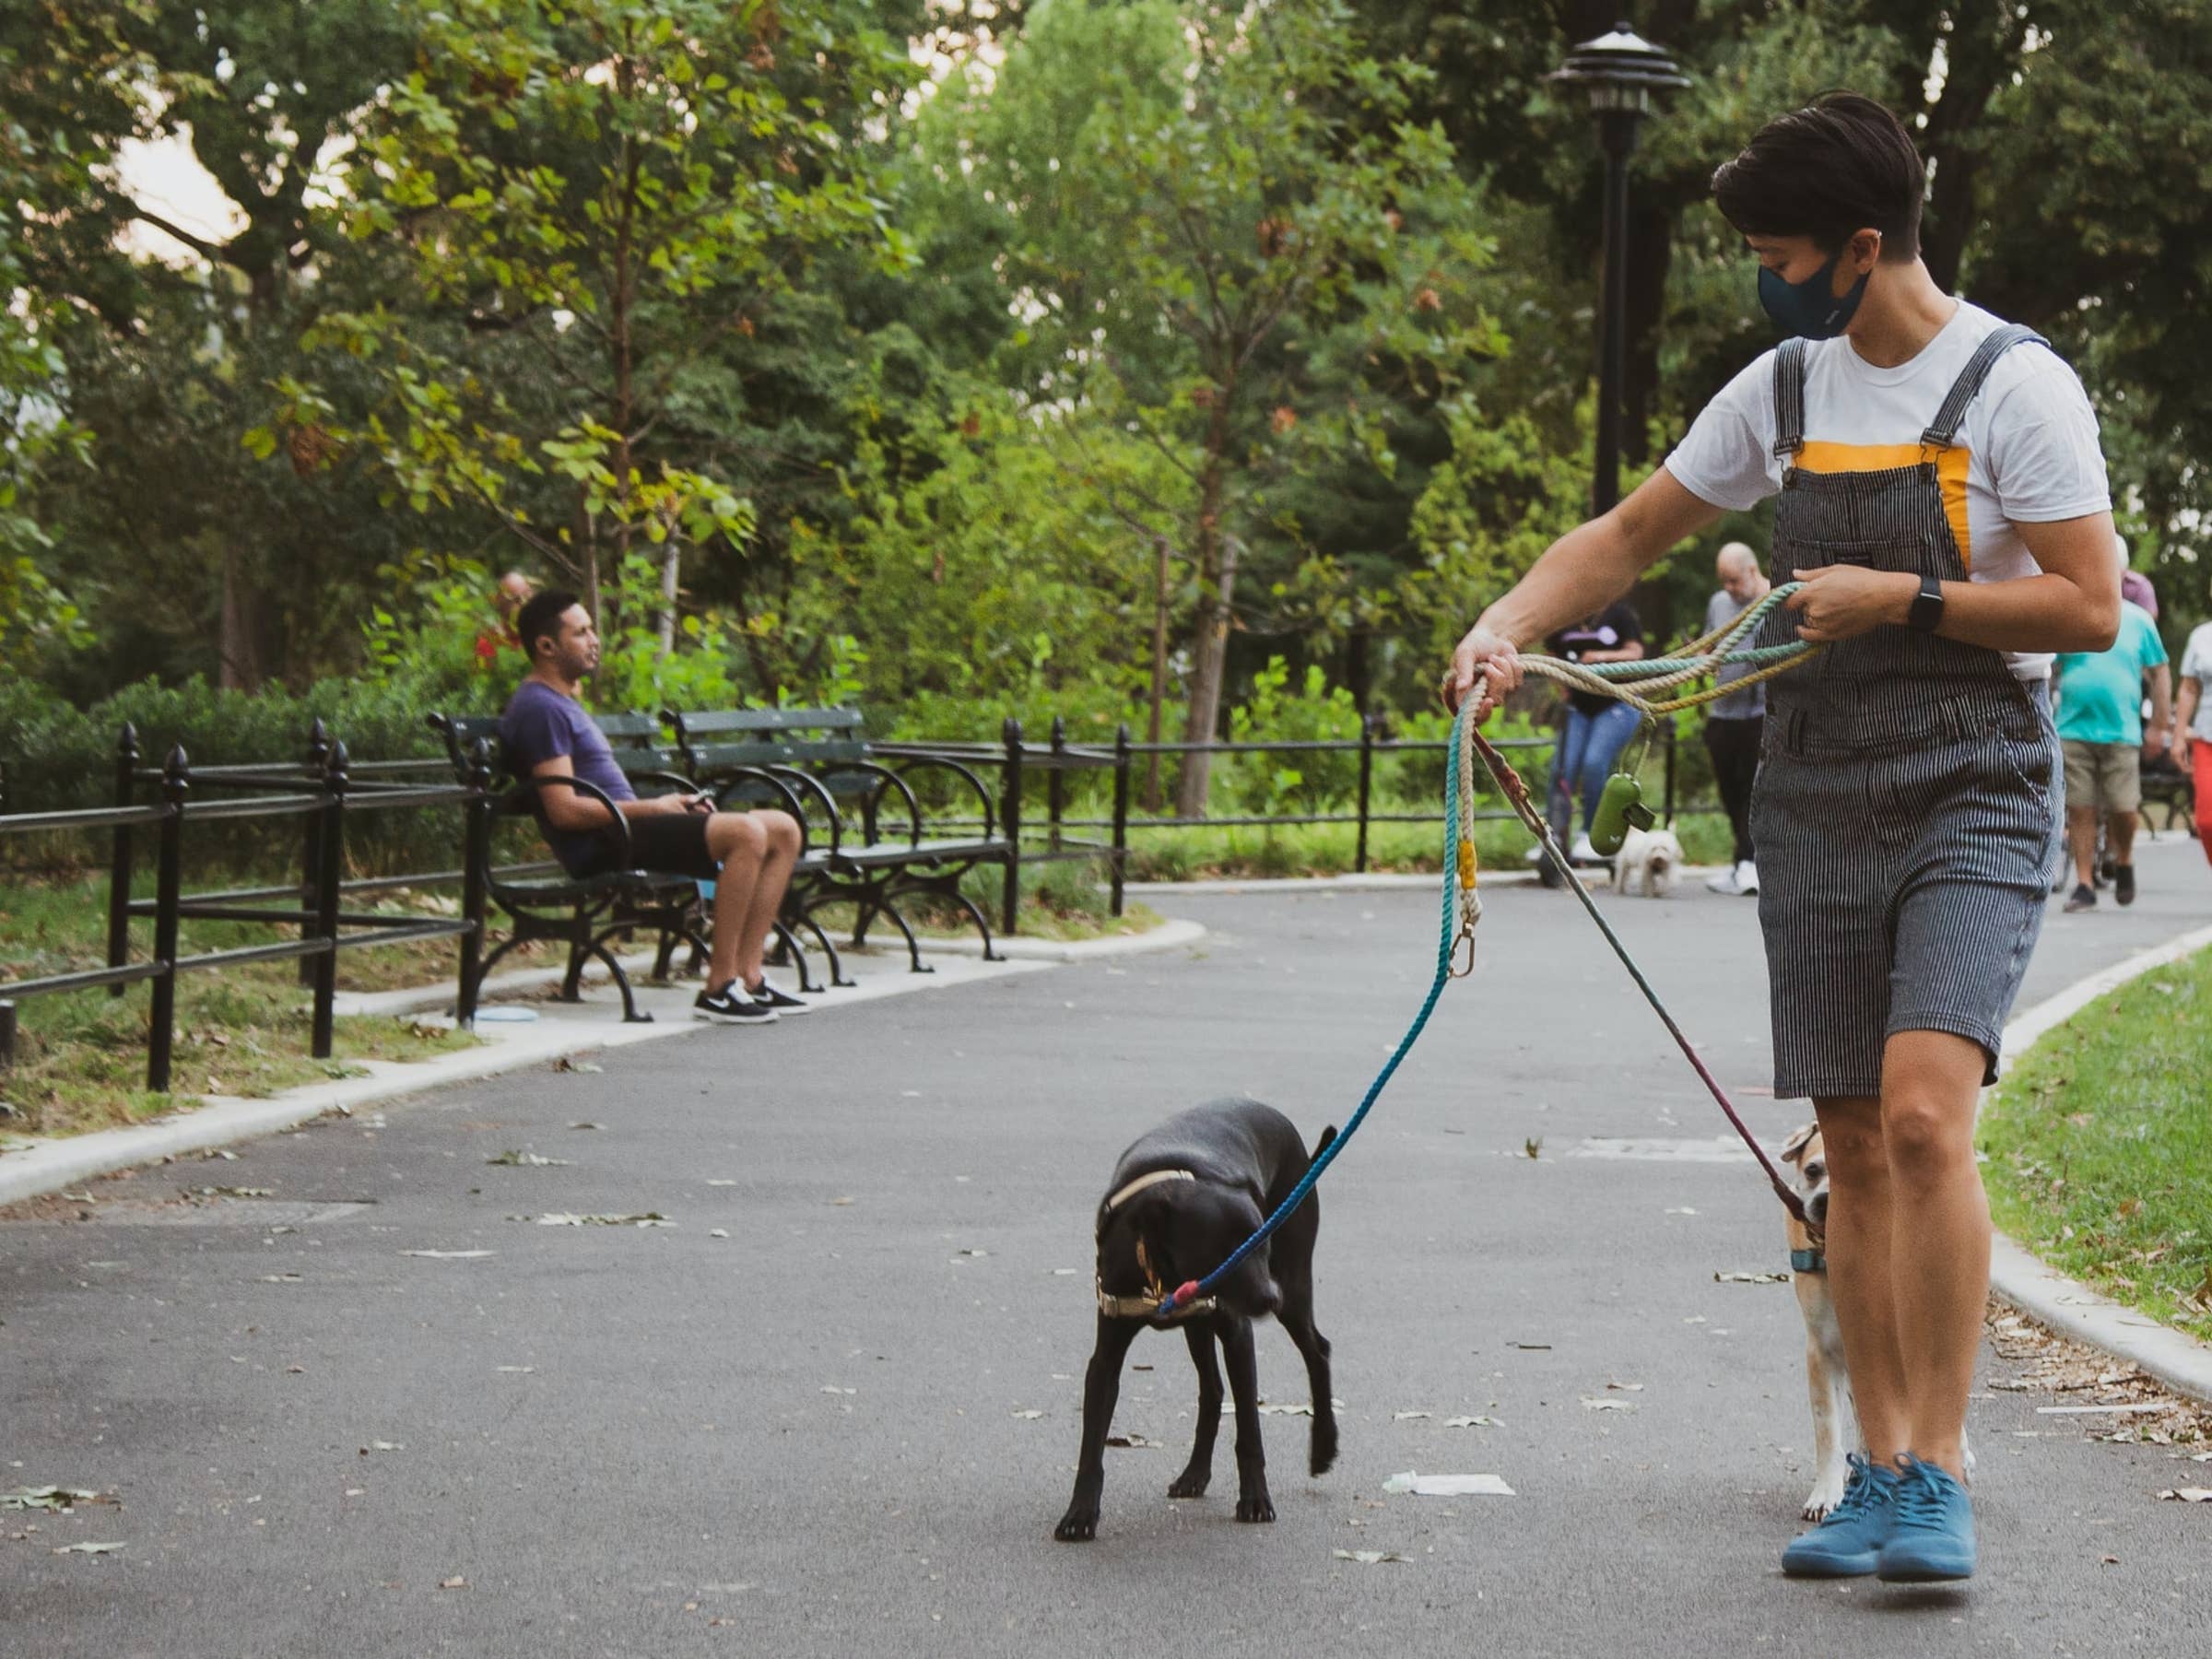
top-left (1907, 572), bottom-right (1946, 632)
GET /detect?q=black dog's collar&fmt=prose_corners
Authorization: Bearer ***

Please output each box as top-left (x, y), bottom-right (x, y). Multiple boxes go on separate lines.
top-left (1790, 1247), bottom-right (1826, 1275)
top-left (1097, 1170), bottom-right (1218, 1321)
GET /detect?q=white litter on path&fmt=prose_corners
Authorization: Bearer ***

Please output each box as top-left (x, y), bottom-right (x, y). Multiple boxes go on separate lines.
top-left (1382, 1471), bottom-right (1515, 1498)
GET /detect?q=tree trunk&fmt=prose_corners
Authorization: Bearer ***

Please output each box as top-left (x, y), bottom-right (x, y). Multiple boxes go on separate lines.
top-left (1146, 535), bottom-right (1171, 813)
top-left (1175, 410), bottom-right (1237, 818)
top-left (657, 542), bottom-right (679, 653)
top-left (218, 542), bottom-right (264, 690)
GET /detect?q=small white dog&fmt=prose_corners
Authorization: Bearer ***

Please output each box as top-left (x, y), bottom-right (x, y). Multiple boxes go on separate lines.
top-left (1611, 824), bottom-right (1682, 898)
top-left (1780, 1123), bottom-right (1971, 1520)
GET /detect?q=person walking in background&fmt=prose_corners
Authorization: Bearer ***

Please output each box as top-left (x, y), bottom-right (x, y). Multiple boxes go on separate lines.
top-left (1702, 542), bottom-right (1770, 895)
top-left (1539, 599), bottom-right (1647, 869)
top-left (2175, 610), bottom-right (2212, 865)
top-left (2054, 541), bottom-right (2170, 912)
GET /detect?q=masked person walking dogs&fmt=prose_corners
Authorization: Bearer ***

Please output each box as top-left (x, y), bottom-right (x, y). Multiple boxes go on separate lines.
top-left (1446, 94), bottom-right (2118, 1583)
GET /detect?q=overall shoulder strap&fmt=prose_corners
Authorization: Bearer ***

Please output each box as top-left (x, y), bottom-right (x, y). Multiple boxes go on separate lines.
top-left (1922, 322), bottom-right (2052, 449)
top-left (1771, 337), bottom-right (1807, 459)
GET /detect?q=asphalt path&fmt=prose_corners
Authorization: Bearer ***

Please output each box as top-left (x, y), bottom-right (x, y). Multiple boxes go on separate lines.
top-left (6, 841), bottom-right (2211, 1656)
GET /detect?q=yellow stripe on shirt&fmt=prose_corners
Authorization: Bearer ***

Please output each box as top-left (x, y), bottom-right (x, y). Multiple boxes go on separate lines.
top-left (1792, 441), bottom-right (1975, 572)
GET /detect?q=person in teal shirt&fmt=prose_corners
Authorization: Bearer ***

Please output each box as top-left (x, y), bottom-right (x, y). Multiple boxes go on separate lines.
top-left (2054, 583), bottom-right (2171, 911)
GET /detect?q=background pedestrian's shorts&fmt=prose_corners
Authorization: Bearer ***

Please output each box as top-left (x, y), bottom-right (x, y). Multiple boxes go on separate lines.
top-left (1752, 687), bottom-right (2061, 1099)
top-left (2061, 738), bottom-right (2142, 814)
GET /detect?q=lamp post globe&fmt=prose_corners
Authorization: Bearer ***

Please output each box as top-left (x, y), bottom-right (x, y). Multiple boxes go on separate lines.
top-left (1549, 22), bottom-right (1688, 515)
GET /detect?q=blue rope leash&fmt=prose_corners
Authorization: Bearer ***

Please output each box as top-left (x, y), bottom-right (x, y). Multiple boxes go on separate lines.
top-left (1148, 702), bottom-right (1476, 1321)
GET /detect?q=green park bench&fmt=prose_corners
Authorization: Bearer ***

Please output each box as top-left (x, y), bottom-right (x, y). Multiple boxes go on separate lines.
top-left (661, 705), bottom-right (1009, 971)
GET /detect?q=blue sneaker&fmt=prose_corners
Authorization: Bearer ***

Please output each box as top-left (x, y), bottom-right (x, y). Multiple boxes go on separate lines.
top-left (1877, 1455), bottom-right (1976, 1582)
top-left (1781, 1454), bottom-right (1899, 1577)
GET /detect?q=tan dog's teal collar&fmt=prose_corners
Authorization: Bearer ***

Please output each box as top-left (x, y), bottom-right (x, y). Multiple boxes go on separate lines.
top-left (1097, 1169), bottom-right (1218, 1321)
top-left (1791, 1247), bottom-right (1826, 1275)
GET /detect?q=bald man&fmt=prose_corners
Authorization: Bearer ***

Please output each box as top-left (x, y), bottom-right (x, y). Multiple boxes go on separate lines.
top-left (1703, 542), bottom-right (1771, 895)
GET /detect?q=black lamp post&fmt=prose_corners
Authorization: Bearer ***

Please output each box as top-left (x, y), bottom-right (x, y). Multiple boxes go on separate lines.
top-left (1550, 22), bottom-right (1688, 516)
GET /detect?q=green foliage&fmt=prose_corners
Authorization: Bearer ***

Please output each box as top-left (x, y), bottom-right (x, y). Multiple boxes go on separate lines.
top-left (1224, 657), bottom-right (1361, 818)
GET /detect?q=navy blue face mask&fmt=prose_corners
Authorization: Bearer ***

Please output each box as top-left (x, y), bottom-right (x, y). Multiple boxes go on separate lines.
top-left (1758, 252), bottom-right (1869, 340)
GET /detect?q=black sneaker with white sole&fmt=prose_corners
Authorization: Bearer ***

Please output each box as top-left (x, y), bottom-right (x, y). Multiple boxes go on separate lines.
top-left (745, 980), bottom-right (811, 1015)
top-left (693, 984), bottom-right (779, 1024)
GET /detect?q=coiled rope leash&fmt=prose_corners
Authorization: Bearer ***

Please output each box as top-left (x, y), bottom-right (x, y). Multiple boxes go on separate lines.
top-left (1147, 595), bottom-right (1820, 1318)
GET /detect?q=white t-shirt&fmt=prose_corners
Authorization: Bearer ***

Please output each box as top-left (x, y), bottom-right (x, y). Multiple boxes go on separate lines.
top-left (2181, 622), bottom-right (2212, 743)
top-left (1664, 300), bottom-right (2111, 681)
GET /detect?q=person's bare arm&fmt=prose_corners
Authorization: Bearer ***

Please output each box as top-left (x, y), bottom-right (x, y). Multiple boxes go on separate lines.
top-left (530, 756), bottom-right (702, 831)
top-left (1445, 470), bottom-right (1722, 713)
top-left (2179, 676), bottom-right (2202, 761)
top-left (2146, 663), bottom-right (2173, 759)
top-left (1784, 511), bottom-right (2122, 653)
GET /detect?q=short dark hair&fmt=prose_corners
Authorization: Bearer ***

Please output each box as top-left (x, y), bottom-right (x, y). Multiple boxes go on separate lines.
top-left (515, 589), bottom-right (583, 661)
top-left (1711, 91), bottom-right (1924, 260)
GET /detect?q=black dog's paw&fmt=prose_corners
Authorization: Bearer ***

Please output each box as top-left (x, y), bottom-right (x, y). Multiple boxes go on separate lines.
top-left (1235, 1490), bottom-right (1277, 1524)
top-left (1053, 1506), bottom-right (1100, 1542)
top-left (1310, 1419), bottom-right (1338, 1477)
top-left (1167, 1466), bottom-right (1210, 1499)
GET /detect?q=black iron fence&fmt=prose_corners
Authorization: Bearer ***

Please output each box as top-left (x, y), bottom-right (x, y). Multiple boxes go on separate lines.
top-left (1, 726), bottom-right (488, 1092)
top-left (2, 712), bottom-right (1721, 1084)
top-left (959, 715), bottom-right (1714, 934)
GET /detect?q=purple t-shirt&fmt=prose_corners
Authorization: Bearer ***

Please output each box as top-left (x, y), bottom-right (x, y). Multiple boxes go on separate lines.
top-left (499, 680), bottom-right (635, 873)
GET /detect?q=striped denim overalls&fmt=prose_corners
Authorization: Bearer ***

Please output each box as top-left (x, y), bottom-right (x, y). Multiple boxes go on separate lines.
top-left (1751, 324), bottom-right (2064, 1100)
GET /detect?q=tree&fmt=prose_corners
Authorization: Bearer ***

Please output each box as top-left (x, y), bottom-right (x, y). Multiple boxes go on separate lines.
top-left (916, 0), bottom-right (1500, 811)
top-left (296, 0), bottom-right (916, 652)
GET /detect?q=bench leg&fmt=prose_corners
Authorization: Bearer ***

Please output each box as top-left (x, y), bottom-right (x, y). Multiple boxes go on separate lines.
top-left (585, 924), bottom-right (654, 1023)
top-left (872, 895), bottom-right (934, 975)
top-left (557, 933), bottom-right (591, 1002)
top-left (800, 913), bottom-right (853, 989)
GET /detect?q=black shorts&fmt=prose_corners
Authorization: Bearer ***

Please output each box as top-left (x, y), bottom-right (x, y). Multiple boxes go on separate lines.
top-left (575, 810), bottom-right (719, 880)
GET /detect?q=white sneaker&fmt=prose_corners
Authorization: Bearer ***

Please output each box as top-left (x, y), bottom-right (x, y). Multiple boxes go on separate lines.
top-left (1735, 860), bottom-right (1759, 895)
top-left (1570, 833), bottom-right (1599, 865)
top-left (1705, 866), bottom-right (1744, 896)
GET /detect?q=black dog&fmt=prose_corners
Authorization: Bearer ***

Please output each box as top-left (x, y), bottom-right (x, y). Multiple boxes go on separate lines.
top-left (1053, 1098), bottom-right (1337, 1542)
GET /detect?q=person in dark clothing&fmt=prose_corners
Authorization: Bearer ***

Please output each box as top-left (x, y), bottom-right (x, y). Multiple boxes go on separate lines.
top-left (1539, 598), bottom-right (1647, 863)
top-left (1702, 542), bottom-right (1770, 895)
top-left (500, 591), bottom-right (807, 1025)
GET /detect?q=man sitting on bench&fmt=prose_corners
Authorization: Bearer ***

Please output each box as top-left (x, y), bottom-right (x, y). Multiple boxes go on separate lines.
top-left (501, 590), bottom-right (806, 1025)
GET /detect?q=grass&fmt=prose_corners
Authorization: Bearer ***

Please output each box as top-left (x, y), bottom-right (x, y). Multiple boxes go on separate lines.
top-left (1978, 942), bottom-right (2212, 1346)
top-left (1116, 805), bottom-right (1736, 883)
top-left (0, 876), bottom-right (487, 1138)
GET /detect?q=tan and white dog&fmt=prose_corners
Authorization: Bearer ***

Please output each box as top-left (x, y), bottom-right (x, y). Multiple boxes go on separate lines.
top-left (1779, 1122), bottom-right (1971, 1520)
top-left (1779, 1123), bottom-right (1853, 1520)
top-left (1611, 824), bottom-right (1683, 899)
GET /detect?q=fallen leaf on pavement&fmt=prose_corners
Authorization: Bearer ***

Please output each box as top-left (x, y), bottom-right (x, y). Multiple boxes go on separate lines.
top-left (1393, 1410), bottom-right (1431, 1421)
top-left (1442, 1416), bottom-right (1500, 1429)
top-left (552, 1058), bottom-right (603, 1074)
top-left (569, 1122), bottom-right (603, 1131)
top-left (1012, 1409), bottom-right (1044, 1419)
top-left (486, 1151), bottom-right (572, 1167)
top-left (53, 1541), bottom-right (124, 1555)
top-left (1, 1487), bottom-right (112, 1512)
top-left (2159, 1488), bottom-right (2212, 1502)
top-left (1607, 1381), bottom-right (1645, 1393)
top-left (1582, 1398), bottom-right (1636, 1412)
top-left (709, 1229), bottom-right (729, 1240)
top-left (259, 1273), bottom-right (304, 1283)
top-left (521, 1213), bottom-right (672, 1228)
top-left (1714, 1271), bottom-right (1790, 1284)
top-left (1333, 1549), bottom-right (1406, 1564)
top-left (1105, 1433), bottom-right (1157, 1449)
top-left (440, 1576), bottom-right (466, 1589)
top-left (401, 1249), bottom-right (493, 1259)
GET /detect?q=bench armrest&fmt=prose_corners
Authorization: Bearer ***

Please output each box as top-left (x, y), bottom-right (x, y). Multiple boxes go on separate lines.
top-left (883, 754), bottom-right (997, 841)
top-left (502, 773), bottom-right (635, 870)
